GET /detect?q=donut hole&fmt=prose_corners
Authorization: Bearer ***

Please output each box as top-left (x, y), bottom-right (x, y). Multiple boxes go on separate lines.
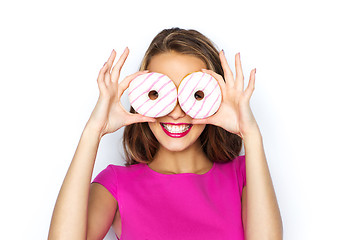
top-left (194, 90), bottom-right (204, 101)
top-left (148, 90), bottom-right (159, 100)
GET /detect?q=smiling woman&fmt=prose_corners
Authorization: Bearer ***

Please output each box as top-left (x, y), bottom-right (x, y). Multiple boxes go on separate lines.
top-left (48, 27), bottom-right (283, 240)
top-left (145, 52), bottom-right (208, 153)
top-left (123, 29), bottom-right (242, 167)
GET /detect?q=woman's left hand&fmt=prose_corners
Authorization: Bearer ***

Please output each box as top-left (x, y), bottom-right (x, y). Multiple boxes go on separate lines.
top-left (191, 51), bottom-right (259, 139)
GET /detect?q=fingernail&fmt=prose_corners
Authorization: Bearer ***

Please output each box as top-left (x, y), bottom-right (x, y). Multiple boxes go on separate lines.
top-left (103, 62), bottom-right (107, 66)
top-left (221, 49), bottom-right (225, 54)
top-left (255, 68), bottom-right (257, 74)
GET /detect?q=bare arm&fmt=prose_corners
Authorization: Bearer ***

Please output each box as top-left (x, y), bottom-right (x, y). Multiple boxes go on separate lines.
top-left (193, 50), bottom-right (283, 239)
top-left (48, 124), bottom-right (105, 239)
top-left (48, 48), bottom-right (156, 239)
top-left (242, 128), bottom-right (283, 240)
top-left (87, 183), bottom-right (119, 239)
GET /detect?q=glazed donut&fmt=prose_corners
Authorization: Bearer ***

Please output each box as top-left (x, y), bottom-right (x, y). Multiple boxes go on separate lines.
top-left (128, 72), bottom-right (178, 118)
top-left (177, 71), bottom-right (222, 119)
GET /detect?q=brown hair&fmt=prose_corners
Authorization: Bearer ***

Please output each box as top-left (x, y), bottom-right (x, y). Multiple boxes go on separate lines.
top-left (122, 27), bottom-right (242, 167)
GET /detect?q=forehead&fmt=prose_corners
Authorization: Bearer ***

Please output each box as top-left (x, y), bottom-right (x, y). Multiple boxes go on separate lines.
top-left (147, 51), bottom-right (207, 86)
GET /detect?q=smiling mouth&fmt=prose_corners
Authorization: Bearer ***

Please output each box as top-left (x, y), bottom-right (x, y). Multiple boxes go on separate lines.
top-left (160, 123), bottom-right (193, 137)
top-left (160, 123), bottom-right (193, 133)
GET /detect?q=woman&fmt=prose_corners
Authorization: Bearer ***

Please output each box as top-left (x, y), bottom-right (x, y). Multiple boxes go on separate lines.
top-left (48, 27), bottom-right (283, 239)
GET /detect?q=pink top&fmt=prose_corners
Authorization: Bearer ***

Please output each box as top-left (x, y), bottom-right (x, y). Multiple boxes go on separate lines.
top-left (92, 155), bottom-right (247, 240)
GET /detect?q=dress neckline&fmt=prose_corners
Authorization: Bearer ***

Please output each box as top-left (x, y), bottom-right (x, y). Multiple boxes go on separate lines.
top-left (144, 161), bottom-right (216, 176)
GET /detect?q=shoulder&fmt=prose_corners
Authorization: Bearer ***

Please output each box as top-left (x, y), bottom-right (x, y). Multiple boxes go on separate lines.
top-left (108, 163), bottom-right (146, 173)
top-left (214, 155), bottom-right (245, 169)
top-left (92, 163), bottom-right (146, 197)
top-left (233, 154), bottom-right (245, 163)
top-left (101, 163), bottom-right (147, 180)
top-left (234, 155), bottom-right (247, 189)
top-left (230, 155), bottom-right (246, 170)
top-left (227, 155), bottom-right (246, 188)
top-left (93, 163), bottom-right (144, 182)
top-left (213, 155), bottom-right (245, 177)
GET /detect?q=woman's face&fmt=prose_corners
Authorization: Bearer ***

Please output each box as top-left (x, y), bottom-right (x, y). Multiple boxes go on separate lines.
top-left (147, 51), bottom-right (207, 152)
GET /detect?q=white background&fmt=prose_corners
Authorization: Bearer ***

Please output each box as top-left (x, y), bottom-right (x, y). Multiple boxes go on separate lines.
top-left (1, 0), bottom-right (356, 239)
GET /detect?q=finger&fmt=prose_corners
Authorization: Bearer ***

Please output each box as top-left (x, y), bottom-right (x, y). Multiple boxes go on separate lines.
top-left (97, 62), bottom-right (109, 92)
top-left (126, 113), bottom-right (157, 125)
top-left (245, 68), bottom-right (256, 99)
top-left (104, 49), bottom-right (116, 85)
top-left (219, 50), bottom-right (234, 86)
top-left (235, 52), bottom-right (244, 91)
top-left (97, 62), bottom-right (108, 83)
top-left (117, 70), bottom-right (150, 97)
top-left (191, 118), bottom-right (209, 125)
top-left (200, 69), bottom-right (226, 92)
top-left (237, 132), bottom-right (243, 139)
top-left (111, 47), bottom-right (130, 83)
top-left (191, 114), bottom-right (217, 125)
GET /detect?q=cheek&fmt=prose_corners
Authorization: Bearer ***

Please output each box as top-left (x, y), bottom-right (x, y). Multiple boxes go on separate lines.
top-left (148, 122), bottom-right (164, 138)
top-left (193, 124), bottom-right (207, 136)
top-left (148, 122), bottom-right (157, 134)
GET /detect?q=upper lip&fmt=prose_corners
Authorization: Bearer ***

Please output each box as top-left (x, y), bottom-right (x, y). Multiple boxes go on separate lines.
top-left (161, 122), bottom-right (192, 126)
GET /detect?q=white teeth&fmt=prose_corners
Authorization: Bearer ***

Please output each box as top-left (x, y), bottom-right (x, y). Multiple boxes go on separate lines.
top-left (162, 124), bottom-right (191, 133)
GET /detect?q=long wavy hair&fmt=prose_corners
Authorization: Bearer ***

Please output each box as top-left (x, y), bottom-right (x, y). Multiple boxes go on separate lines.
top-left (122, 27), bottom-right (242, 167)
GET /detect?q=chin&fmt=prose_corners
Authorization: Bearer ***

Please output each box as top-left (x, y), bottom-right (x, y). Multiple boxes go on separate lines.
top-left (162, 144), bottom-right (188, 152)
top-left (148, 121), bottom-right (205, 152)
top-left (161, 139), bottom-right (198, 152)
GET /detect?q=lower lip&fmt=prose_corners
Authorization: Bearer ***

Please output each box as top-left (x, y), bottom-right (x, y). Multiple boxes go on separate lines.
top-left (160, 124), bottom-right (192, 138)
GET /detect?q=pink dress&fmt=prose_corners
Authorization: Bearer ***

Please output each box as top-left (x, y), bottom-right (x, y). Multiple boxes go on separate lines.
top-left (92, 155), bottom-right (247, 240)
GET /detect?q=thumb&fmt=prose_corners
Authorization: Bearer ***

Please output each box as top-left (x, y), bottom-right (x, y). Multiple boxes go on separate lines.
top-left (191, 118), bottom-right (209, 125)
top-left (126, 114), bottom-right (156, 126)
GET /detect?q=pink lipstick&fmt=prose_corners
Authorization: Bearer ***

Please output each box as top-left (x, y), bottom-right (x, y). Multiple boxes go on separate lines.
top-left (160, 122), bottom-right (193, 138)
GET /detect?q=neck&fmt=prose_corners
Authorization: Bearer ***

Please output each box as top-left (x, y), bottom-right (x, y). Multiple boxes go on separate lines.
top-left (148, 140), bottom-right (213, 175)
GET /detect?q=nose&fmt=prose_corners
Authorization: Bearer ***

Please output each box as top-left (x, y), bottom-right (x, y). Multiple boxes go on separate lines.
top-left (167, 101), bottom-right (186, 120)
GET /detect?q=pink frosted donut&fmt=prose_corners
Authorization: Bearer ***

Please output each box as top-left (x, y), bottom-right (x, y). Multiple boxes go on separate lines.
top-left (177, 71), bottom-right (222, 119)
top-left (128, 72), bottom-right (178, 118)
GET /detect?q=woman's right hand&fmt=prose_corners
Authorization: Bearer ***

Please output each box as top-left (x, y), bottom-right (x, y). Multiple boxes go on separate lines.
top-left (86, 47), bottom-right (156, 138)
